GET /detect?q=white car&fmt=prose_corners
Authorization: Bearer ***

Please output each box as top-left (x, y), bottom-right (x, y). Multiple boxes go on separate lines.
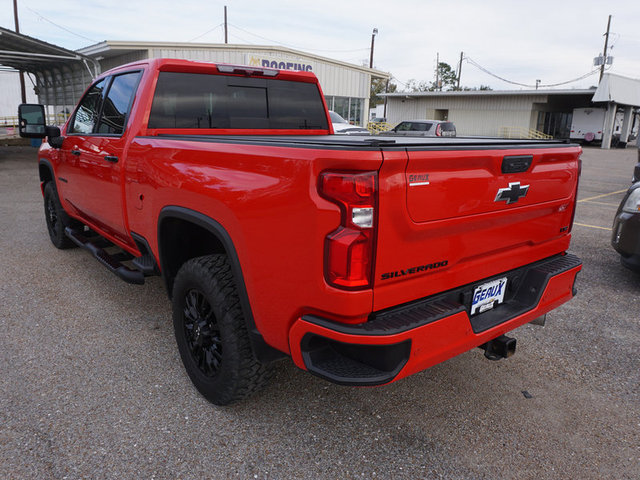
top-left (329, 111), bottom-right (370, 135)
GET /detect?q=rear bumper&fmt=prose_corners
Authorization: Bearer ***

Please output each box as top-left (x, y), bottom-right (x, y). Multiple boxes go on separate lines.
top-left (289, 253), bottom-right (582, 386)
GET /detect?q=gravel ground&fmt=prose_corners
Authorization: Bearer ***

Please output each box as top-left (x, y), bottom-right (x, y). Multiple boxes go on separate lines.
top-left (1, 145), bottom-right (638, 479)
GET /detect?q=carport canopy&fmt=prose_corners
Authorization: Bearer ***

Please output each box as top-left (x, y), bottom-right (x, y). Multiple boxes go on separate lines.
top-left (592, 73), bottom-right (640, 148)
top-left (0, 26), bottom-right (100, 112)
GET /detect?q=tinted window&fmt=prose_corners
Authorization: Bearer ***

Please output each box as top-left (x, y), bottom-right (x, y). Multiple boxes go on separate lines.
top-left (70, 79), bottom-right (106, 134)
top-left (440, 122), bottom-right (456, 132)
top-left (395, 122), bottom-right (411, 131)
top-left (148, 72), bottom-right (328, 130)
top-left (97, 72), bottom-right (141, 135)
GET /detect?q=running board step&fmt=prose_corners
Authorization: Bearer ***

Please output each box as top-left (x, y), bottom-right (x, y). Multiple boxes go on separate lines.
top-left (65, 227), bottom-right (145, 285)
top-left (132, 254), bottom-right (159, 276)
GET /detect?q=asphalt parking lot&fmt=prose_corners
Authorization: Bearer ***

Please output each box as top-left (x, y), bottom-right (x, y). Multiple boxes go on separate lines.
top-left (1, 144), bottom-right (638, 479)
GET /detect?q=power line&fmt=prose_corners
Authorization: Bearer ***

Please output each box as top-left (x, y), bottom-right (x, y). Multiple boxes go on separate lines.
top-left (390, 76), bottom-right (409, 88)
top-left (465, 56), bottom-right (603, 88)
top-left (25, 6), bottom-right (98, 43)
top-left (227, 22), bottom-right (370, 53)
top-left (188, 23), bottom-right (224, 43)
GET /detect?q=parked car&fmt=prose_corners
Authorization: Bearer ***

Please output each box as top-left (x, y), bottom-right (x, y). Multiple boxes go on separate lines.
top-left (329, 111), bottom-right (370, 135)
top-left (383, 119), bottom-right (456, 137)
top-left (611, 152), bottom-right (640, 272)
top-left (17, 59), bottom-right (582, 405)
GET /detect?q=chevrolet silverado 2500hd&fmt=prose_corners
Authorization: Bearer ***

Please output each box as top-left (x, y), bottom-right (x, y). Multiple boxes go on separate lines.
top-left (19, 59), bottom-right (582, 405)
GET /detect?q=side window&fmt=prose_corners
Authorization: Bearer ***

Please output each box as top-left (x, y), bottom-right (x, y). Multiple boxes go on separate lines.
top-left (396, 122), bottom-right (411, 131)
top-left (97, 72), bottom-right (141, 135)
top-left (69, 79), bottom-right (107, 134)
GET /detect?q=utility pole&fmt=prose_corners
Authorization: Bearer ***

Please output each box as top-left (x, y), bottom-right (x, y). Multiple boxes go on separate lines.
top-left (13, 0), bottom-right (26, 103)
top-left (435, 52), bottom-right (440, 90)
top-left (599, 14), bottom-right (612, 82)
top-left (369, 28), bottom-right (378, 69)
top-left (456, 51), bottom-right (463, 90)
top-left (224, 6), bottom-right (228, 44)
top-left (383, 78), bottom-right (389, 119)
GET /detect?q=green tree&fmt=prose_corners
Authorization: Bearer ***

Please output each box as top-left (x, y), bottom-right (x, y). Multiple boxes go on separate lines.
top-left (404, 78), bottom-right (431, 92)
top-left (432, 62), bottom-right (458, 91)
top-left (370, 78), bottom-right (398, 106)
top-left (400, 61), bottom-right (492, 92)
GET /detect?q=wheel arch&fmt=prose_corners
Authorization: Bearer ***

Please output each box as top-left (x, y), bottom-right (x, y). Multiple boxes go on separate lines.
top-left (157, 206), bottom-right (285, 363)
top-left (39, 159), bottom-right (54, 185)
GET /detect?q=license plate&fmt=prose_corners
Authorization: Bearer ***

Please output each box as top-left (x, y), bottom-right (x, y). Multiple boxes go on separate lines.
top-left (471, 277), bottom-right (507, 315)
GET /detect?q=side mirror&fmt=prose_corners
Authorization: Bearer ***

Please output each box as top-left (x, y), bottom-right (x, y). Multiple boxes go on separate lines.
top-left (46, 127), bottom-right (63, 148)
top-left (18, 104), bottom-right (47, 138)
top-left (18, 104), bottom-right (64, 148)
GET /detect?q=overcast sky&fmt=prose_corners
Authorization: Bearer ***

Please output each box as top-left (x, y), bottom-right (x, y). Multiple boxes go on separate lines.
top-left (2, 0), bottom-right (639, 90)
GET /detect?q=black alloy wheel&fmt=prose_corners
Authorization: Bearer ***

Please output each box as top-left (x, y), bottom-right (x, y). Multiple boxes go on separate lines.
top-left (172, 254), bottom-right (271, 405)
top-left (182, 288), bottom-right (223, 377)
top-left (43, 181), bottom-right (77, 249)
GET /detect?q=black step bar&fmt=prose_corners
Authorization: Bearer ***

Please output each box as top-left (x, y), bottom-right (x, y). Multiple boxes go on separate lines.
top-left (65, 227), bottom-right (147, 285)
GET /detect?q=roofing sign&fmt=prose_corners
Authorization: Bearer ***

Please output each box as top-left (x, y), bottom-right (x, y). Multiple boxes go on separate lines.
top-left (245, 54), bottom-right (313, 72)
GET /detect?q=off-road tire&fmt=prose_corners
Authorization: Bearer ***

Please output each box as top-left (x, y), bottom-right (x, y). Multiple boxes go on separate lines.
top-left (43, 181), bottom-right (79, 249)
top-left (172, 254), bottom-right (270, 405)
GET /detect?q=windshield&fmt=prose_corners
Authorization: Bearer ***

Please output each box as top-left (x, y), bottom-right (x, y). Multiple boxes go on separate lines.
top-left (329, 111), bottom-right (348, 124)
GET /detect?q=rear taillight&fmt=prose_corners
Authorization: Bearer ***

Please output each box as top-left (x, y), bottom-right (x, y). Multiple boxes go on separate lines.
top-left (568, 158), bottom-right (582, 232)
top-left (319, 171), bottom-right (377, 290)
top-left (435, 124), bottom-right (442, 136)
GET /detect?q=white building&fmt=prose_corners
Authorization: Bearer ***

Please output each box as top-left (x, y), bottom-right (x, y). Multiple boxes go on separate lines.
top-left (382, 73), bottom-right (640, 149)
top-left (0, 70), bottom-right (37, 117)
top-left (79, 41), bottom-right (388, 127)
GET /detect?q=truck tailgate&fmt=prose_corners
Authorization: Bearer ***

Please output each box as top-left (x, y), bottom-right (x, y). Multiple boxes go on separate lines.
top-left (373, 145), bottom-right (581, 311)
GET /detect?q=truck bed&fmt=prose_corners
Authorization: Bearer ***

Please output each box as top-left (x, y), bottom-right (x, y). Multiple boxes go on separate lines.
top-left (150, 133), bottom-right (574, 149)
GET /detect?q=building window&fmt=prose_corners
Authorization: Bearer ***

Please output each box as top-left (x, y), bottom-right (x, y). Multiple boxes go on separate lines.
top-left (325, 96), bottom-right (365, 126)
top-left (537, 111), bottom-right (572, 139)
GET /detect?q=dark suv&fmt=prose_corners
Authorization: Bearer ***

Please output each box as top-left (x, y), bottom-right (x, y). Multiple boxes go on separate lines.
top-left (384, 119), bottom-right (456, 137)
top-left (611, 148), bottom-right (640, 272)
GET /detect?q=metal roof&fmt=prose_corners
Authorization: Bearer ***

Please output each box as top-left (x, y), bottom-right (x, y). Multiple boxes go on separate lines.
top-left (381, 88), bottom-right (596, 98)
top-left (78, 40), bottom-right (390, 79)
top-left (0, 26), bottom-right (99, 76)
top-left (592, 73), bottom-right (640, 106)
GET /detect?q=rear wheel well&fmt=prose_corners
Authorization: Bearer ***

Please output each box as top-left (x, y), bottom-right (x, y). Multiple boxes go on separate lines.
top-left (158, 216), bottom-right (226, 297)
top-left (157, 207), bottom-right (287, 364)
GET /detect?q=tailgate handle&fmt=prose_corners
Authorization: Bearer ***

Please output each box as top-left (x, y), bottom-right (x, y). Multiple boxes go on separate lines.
top-left (502, 155), bottom-right (532, 174)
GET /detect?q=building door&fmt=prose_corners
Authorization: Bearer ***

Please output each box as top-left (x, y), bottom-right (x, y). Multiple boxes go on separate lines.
top-left (434, 109), bottom-right (448, 121)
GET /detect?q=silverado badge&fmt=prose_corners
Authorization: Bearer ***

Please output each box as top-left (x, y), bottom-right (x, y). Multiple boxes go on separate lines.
top-left (495, 182), bottom-right (529, 204)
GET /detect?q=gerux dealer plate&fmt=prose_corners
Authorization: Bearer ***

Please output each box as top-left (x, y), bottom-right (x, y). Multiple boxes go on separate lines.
top-left (471, 277), bottom-right (507, 315)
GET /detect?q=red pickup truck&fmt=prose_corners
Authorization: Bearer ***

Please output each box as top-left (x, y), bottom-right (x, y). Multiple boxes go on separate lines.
top-left (19, 59), bottom-right (582, 405)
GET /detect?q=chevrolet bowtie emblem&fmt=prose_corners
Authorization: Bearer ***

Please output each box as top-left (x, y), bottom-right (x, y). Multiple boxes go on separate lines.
top-left (495, 182), bottom-right (529, 204)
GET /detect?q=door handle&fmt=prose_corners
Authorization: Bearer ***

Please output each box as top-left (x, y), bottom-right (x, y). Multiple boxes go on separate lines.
top-left (104, 155), bottom-right (119, 163)
top-left (71, 150), bottom-right (81, 156)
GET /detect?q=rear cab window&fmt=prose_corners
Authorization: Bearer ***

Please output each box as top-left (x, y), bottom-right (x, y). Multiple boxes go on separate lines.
top-left (148, 72), bottom-right (329, 131)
